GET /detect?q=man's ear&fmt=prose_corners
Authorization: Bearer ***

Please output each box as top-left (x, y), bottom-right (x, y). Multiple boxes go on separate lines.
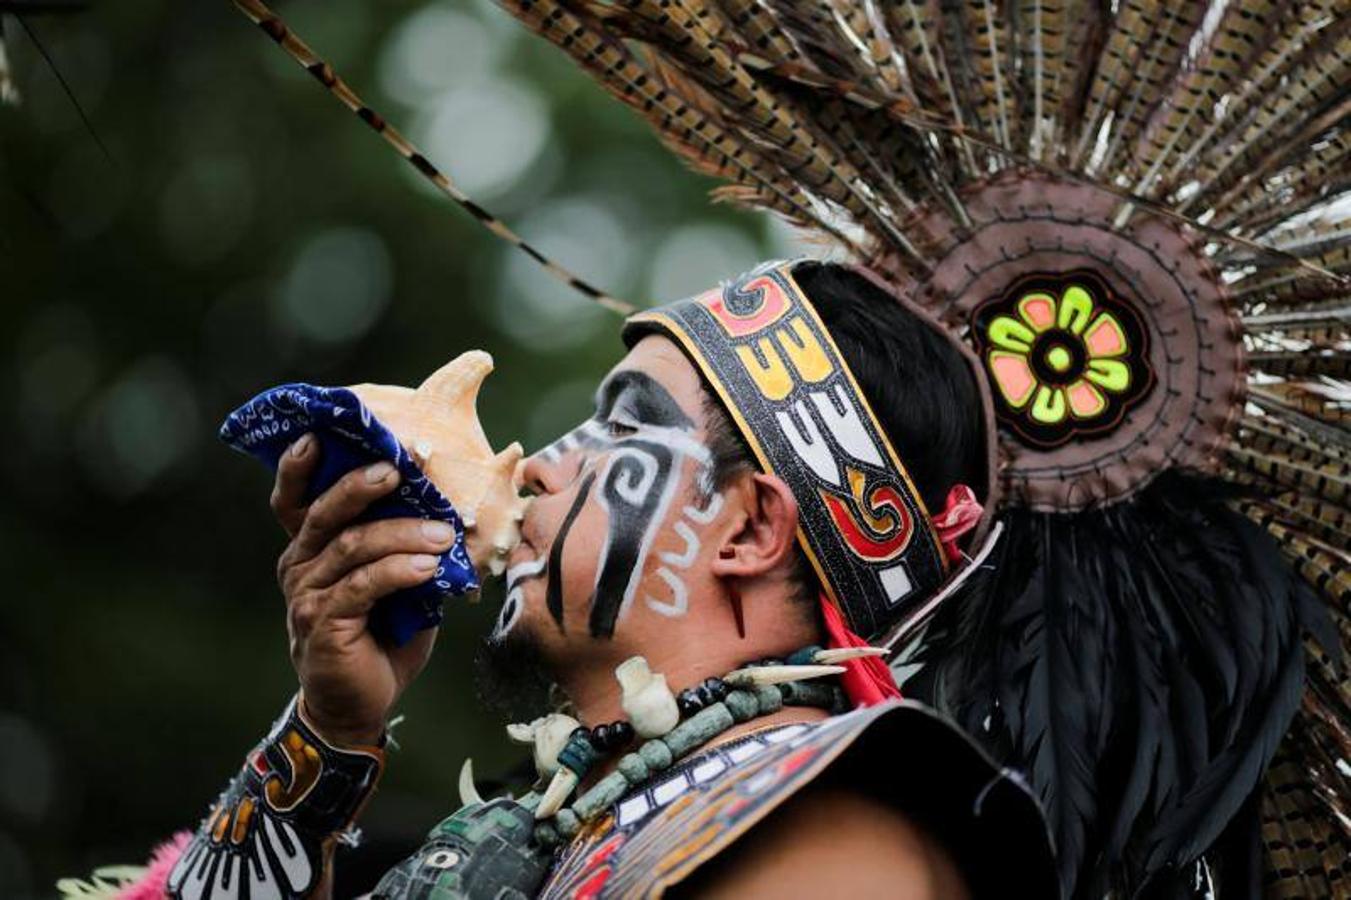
top-left (710, 473), bottom-right (799, 579)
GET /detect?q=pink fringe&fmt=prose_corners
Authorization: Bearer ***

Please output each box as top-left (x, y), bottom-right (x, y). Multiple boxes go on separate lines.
top-left (116, 831), bottom-right (193, 900)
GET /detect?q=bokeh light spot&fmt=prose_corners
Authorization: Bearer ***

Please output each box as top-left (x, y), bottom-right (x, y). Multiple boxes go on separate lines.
top-left (275, 227), bottom-right (393, 344)
top-left (415, 80), bottom-right (550, 200)
top-left (646, 223), bottom-right (760, 302)
top-left (493, 195), bottom-right (631, 348)
top-left (77, 357), bottom-right (200, 498)
top-left (377, 6), bottom-right (499, 106)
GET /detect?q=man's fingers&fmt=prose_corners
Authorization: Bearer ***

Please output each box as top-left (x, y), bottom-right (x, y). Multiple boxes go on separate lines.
top-left (324, 553), bottom-right (442, 621)
top-left (272, 434), bottom-right (320, 537)
top-left (291, 461), bottom-right (401, 562)
top-left (303, 518), bottom-right (458, 589)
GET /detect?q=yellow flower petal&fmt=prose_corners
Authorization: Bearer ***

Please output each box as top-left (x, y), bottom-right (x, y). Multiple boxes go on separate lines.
top-left (1066, 380), bottom-right (1106, 419)
top-left (988, 314), bottom-right (1034, 352)
top-left (1085, 358), bottom-right (1130, 393)
top-left (1031, 385), bottom-right (1067, 424)
top-left (989, 351), bottom-right (1037, 409)
top-left (1017, 293), bottom-right (1057, 333)
top-left (1083, 312), bottom-right (1127, 358)
top-left (1058, 285), bottom-right (1094, 335)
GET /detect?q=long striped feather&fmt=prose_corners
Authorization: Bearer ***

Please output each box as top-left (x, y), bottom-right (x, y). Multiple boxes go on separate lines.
top-left (1182, 16), bottom-right (1351, 218)
top-left (941, 0), bottom-right (1020, 153)
top-left (1129, 0), bottom-right (1285, 200)
top-left (1071, 1), bottom-right (1202, 172)
top-left (500, 0), bottom-right (847, 245)
top-left (229, 0), bottom-right (635, 314)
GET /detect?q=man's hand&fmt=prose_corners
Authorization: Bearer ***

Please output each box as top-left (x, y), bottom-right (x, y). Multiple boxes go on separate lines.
top-left (271, 433), bottom-right (457, 746)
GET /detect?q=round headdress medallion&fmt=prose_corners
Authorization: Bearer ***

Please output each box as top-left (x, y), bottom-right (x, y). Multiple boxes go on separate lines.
top-left (885, 170), bottom-right (1244, 512)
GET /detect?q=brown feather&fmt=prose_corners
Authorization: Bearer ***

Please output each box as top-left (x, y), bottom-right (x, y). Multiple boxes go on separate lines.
top-left (1227, 445), bottom-right (1350, 508)
top-left (1183, 20), bottom-right (1351, 219)
top-left (1070, 0), bottom-right (1206, 174)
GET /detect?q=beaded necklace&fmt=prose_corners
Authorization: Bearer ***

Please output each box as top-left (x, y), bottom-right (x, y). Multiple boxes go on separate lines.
top-left (485, 644), bottom-right (886, 847)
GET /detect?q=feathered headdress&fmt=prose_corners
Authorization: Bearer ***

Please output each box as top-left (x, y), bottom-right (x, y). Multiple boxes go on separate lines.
top-left (231, 0), bottom-right (1349, 895)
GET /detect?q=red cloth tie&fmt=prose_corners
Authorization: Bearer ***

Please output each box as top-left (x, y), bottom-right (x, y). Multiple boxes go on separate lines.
top-left (819, 594), bottom-right (901, 707)
top-left (932, 483), bottom-right (983, 564)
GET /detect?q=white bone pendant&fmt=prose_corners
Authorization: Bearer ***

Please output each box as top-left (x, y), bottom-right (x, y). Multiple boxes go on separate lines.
top-left (458, 758), bottom-right (484, 807)
top-left (349, 351), bottom-right (530, 580)
top-left (723, 664), bottom-right (846, 688)
top-left (506, 713), bottom-right (582, 779)
top-left (615, 656), bottom-right (680, 739)
top-left (812, 647), bottom-right (889, 664)
top-left (535, 769), bottom-right (579, 820)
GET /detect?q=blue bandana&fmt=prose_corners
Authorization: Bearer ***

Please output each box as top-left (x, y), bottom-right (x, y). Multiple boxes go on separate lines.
top-left (219, 384), bottom-right (478, 645)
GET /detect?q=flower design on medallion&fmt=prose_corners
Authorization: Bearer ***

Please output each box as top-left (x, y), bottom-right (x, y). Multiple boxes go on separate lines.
top-left (972, 272), bottom-right (1154, 449)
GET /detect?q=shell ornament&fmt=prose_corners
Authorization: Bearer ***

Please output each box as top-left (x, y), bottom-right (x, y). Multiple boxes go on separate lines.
top-left (350, 351), bottom-right (529, 578)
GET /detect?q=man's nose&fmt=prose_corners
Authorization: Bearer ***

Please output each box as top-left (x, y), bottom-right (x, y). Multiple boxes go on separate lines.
top-left (520, 449), bottom-right (579, 496)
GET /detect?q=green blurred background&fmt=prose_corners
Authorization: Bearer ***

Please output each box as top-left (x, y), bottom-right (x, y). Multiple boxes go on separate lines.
top-left (0, 1), bottom-right (806, 895)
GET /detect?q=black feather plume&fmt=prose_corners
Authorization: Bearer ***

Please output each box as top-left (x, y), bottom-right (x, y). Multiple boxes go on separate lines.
top-left (913, 472), bottom-right (1329, 899)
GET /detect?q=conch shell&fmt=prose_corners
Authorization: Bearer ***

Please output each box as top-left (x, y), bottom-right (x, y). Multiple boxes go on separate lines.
top-left (349, 350), bottom-right (528, 578)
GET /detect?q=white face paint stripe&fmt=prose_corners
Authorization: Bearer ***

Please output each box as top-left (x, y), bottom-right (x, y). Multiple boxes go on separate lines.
top-left (594, 445), bottom-right (683, 630)
top-left (644, 566), bottom-right (689, 617)
top-left (637, 424), bottom-right (712, 465)
top-left (659, 520), bottom-right (700, 569)
top-left (493, 585), bottom-right (525, 638)
top-left (682, 491), bottom-right (723, 524)
top-left (505, 555), bottom-right (547, 586)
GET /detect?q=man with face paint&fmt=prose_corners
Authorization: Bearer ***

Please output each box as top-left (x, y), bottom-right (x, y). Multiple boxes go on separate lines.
top-left (132, 260), bottom-right (1057, 900)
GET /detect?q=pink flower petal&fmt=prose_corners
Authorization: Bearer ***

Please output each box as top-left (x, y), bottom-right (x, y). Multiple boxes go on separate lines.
top-left (1066, 380), bottom-right (1106, 419)
top-left (1017, 293), bottom-right (1056, 332)
top-left (1084, 312), bottom-right (1127, 358)
top-left (989, 351), bottom-right (1037, 409)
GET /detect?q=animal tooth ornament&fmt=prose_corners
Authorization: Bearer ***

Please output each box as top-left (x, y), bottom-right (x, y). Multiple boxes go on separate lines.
top-left (457, 758), bottom-right (485, 807)
top-left (615, 656), bottom-right (680, 740)
top-left (505, 713), bottom-right (582, 779)
top-left (349, 351), bottom-right (529, 578)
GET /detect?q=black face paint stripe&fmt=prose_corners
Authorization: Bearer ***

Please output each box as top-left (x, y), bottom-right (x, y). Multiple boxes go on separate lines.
top-left (545, 471), bottom-right (596, 630)
top-left (589, 439), bottom-right (675, 638)
top-left (595, 370), bottom-right (693, 429)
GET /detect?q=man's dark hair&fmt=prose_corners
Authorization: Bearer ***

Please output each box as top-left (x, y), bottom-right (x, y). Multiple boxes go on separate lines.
top-left (700, 260), bottom-right (988, 606)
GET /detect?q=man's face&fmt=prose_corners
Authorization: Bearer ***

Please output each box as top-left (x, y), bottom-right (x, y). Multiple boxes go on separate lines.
top-left (490, 335), bottom-right (725, 670)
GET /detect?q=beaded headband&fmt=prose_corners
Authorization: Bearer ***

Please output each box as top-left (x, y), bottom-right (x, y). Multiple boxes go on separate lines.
top-left (624, 261), bottom-right (948, 639)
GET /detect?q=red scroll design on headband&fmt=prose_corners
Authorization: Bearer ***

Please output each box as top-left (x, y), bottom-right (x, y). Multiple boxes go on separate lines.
top-left (705, 275), bottom-right (791, 337)
top-left (820, 467), bottom-right (915, 563)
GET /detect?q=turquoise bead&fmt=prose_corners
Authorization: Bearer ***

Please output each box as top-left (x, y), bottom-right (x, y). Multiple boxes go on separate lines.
top-left (573, 772), bottom-right (630, 822)
top-left (617, 752), bottom-right (649, 783)
top-left (553, 808), bottom-right (580, 837)
top-left (663, 703), bottom-right (733, 757)
top-left (724, 689), bottom-right (758, 722)
top-left (755, 685), bottom-right (783, 715)
top-left (638, 739), bottom-right (674, 771)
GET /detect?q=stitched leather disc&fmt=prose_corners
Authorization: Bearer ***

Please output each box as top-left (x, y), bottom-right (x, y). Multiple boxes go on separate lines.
top-left (888, 170), bottom-right (1244, 512)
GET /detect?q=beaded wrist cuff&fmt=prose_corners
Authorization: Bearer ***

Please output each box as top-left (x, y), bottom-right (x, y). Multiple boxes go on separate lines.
top-left (167, 696), bottom-right (385, 900)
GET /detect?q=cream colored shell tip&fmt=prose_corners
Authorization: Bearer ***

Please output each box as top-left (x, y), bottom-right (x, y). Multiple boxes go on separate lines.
top-left (349, 350), bottom-right (529, 579)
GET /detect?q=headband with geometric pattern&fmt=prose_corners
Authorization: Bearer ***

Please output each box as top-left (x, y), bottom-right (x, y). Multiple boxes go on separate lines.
top-left (624, 261), bottom-right (948, 640)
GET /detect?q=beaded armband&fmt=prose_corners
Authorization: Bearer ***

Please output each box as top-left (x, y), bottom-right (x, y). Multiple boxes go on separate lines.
top-left (167, 696), bottom-right (385, 900)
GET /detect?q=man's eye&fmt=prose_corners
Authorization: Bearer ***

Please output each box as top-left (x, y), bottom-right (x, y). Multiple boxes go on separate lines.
top-left (605, 419), bottom-right (638, 438)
